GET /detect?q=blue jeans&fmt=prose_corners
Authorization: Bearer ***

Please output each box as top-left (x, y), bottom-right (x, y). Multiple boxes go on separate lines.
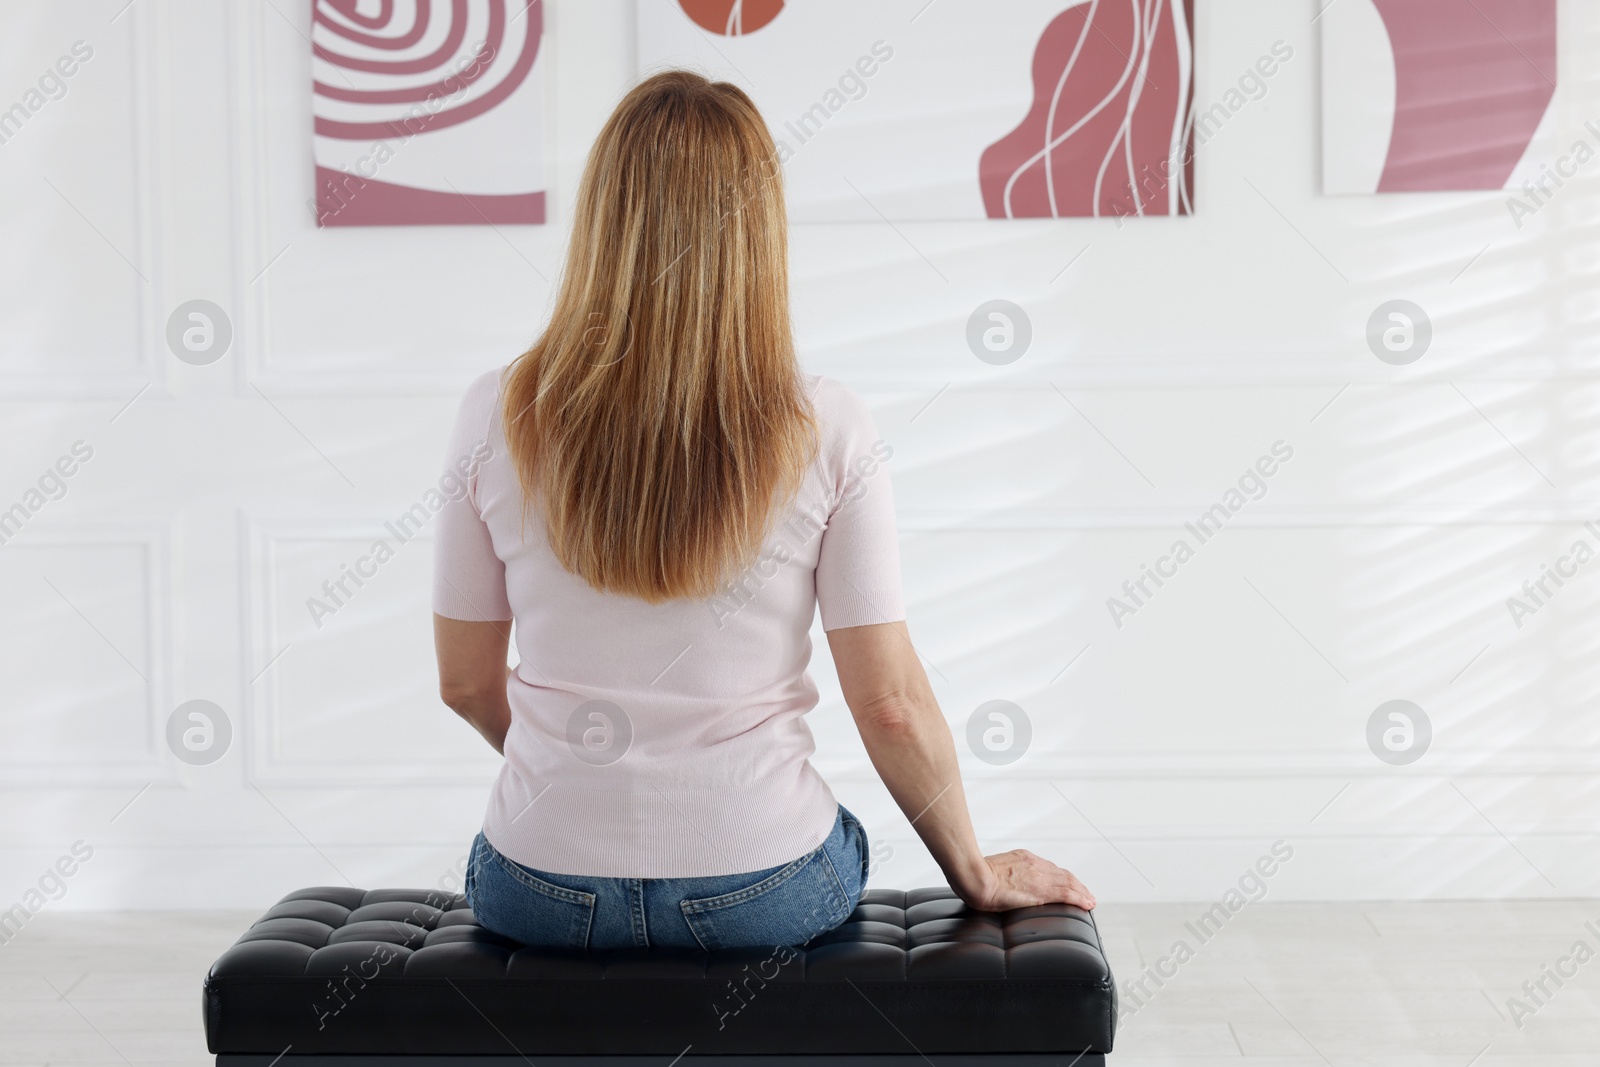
top-left (466, 805), bottom-right (868, 951)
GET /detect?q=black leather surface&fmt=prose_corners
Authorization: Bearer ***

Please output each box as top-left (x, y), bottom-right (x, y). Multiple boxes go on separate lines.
top-left (204, 886), bottom-right (1116, 1055)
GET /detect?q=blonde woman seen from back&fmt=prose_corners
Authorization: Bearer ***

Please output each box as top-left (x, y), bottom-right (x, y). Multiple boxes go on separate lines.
top-left (432, 70), bottom-right (1095, 952)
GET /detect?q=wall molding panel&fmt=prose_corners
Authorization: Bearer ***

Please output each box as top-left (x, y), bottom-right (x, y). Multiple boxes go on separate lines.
top-left (0, 1), bottom-right (165, 398)
top-left (0, 522), bottom-right (171, 785)
top-left (240, 513), bottom-right (502, 786)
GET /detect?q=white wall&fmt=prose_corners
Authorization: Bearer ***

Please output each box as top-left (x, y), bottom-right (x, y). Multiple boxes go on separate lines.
top-left (2, 0), bottom-right (1597, 911)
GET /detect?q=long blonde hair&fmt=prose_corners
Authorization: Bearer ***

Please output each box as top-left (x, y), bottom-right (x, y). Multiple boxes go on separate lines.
top-left (502, 71), bottom-right (816, 603)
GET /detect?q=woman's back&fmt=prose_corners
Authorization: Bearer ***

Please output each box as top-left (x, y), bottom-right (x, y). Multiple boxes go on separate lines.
top-left (434, 367), bottom-right (902, 877)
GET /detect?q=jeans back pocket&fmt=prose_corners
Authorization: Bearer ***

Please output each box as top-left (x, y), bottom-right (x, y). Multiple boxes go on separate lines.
top-left (467, 833), bottom-right (596, 950)
top-left (679, 846), bottom-right (850, 952)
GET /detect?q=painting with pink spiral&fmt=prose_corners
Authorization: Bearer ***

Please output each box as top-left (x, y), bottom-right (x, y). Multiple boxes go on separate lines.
top-left (635, 0), bottom-right (1195, 221)
top-left (312, 0), bottom-right (546, 227)
top-left (1321, 0), bottom-right (1558, 193)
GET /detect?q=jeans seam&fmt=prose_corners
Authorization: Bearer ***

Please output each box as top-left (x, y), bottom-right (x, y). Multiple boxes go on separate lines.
top-left (465, 835), bottom-right (480, 901)
top-left (837, 806), bottom-right (868, 891)
top-left (631, 879), bottom-right (648, 947)
top-left (818, 845), bottom-right (851, 928)
top-left (684, 918), bottom-right (715, 953)
top-left (574, 890), bottom-right (595, 950)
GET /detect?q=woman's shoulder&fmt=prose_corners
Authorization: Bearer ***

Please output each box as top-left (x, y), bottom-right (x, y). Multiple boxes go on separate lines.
top-left (803, 374), bottom-right (886, 482)
top-left (445, 365), bottom-right (512, 451)
top-left (805, 374), bottom-right (874, 434)
top-left (464, 364), bottom-right (511, 405)
top-left (457, 364), bottom-right (511, 421)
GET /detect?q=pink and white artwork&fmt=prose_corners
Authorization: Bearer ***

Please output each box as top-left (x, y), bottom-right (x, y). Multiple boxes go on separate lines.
top-left (1321, 0), bottom-right (1558, 194)
top-left (312, 0), bottom-right (546, 227)
top-left (635, 0), bottom-right (1194, 220)
top-left (979, 0), bottom-right (1194, 218)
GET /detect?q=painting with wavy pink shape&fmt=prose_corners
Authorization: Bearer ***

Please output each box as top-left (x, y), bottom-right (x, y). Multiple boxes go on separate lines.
top-left (311, 0), bottom-right (546, 226)
top-left (1322, 0), bottom-right (1556, 193)
top-left (980, 0), bottom-right (1195, 219)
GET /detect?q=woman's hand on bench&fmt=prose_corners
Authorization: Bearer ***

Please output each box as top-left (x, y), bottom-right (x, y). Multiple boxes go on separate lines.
top-left (959, 848), bottom-right (1097, 912)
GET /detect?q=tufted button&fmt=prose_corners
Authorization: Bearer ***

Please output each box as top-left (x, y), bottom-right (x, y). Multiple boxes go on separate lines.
top-left (908, 916), bottom-right (1005, 949)
top-left (261, 899), bottom-right (351, 926)
top-left (1007, 901), bottom-right (1092, 921)
top-left (327, 920), bottom-right (430, 949)
top-left (360, 888), bottom-right (461, 910)
top-left (278, 886), bottom-right (366, 910)
top-left (209, 940), bottom-right (314, 978)
top-left (905, 887), bottom-right (960, 907)
top-left (808, 918), bottom-right (907, 948)
top-left (405, 942), bottom-right (513, 977)
top-left (305, 940), bottom-right (412, 977)
top-left (905, 897), bottom-right (974, 925)
top-left (434, 909), bottom-right (482, 929)
top-left (236, 918), bottom-right (334, 949)
top-left (344, 902), bottom-right (443, 929)
top-left (1004, 915), bottom-right (1098, 948)
top-left (859, 888), bottom-right (908, 908)
top-left (422, 925), bottom-right (516, 948)
top-left (845, 902), bottom-right (905, 925)
top-left (1004, 938), bottom-right (1113, 980)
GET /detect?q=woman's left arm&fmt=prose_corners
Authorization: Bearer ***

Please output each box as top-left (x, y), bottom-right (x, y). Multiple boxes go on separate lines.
top-left (434, 615), bottom-right (512, 753)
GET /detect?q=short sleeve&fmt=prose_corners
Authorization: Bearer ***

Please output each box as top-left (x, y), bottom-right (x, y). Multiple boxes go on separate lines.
top-left (432, 369), bottom-right (513, 622)
top-left (813, 379), bottom-right (906, 631)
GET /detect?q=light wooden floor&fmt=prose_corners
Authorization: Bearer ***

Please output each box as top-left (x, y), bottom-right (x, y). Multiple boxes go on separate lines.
top-left (0, 902), bottom-right (1596, 1065)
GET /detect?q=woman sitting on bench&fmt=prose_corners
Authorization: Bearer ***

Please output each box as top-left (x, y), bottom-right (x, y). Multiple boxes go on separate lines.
top-left (431, 70), bottom-right (1095, 953)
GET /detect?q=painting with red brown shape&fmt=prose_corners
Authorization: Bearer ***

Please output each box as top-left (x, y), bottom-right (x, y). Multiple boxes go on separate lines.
top-left (1373, 0), bottom-right (1556, 192)
top-left (980, 0), bottom-right (1195, 218)
top-left (679, 0), bottom-right (784, 36)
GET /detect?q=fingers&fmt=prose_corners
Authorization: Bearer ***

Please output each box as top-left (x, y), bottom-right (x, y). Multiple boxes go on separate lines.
top-left (1032, 872), bottom-right (1093, 910)
top-left (978, 851), bottom-right (1098, 910)
top-left (1030, 861), bottom-right (1095, 910)
top-left (1063, 871), bottom-right (1096, 909)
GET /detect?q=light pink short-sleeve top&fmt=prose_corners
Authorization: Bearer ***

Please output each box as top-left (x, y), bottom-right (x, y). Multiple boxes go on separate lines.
top-left (433, 368), bottom-right (904, 877)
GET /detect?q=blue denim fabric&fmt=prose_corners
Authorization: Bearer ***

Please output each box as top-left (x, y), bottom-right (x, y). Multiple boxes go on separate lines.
top-left (466, 805), bottom-right (868, 951)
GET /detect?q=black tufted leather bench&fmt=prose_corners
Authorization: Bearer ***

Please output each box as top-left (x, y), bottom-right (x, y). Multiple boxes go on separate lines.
top-left (204, 885), bottom-right (1116, 1065)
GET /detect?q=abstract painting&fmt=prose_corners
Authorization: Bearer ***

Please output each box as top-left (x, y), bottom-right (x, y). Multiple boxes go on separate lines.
top-left (311, 0), bottom-right (546, 227)
top-left (979, 0), bottom-right (1195, 218)
top-left (1321, 0), bottom-right (1558, 194)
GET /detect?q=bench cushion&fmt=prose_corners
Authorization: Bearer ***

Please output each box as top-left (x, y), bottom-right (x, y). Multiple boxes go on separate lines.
top-left (204, 886), bottom-right (1117, 1056)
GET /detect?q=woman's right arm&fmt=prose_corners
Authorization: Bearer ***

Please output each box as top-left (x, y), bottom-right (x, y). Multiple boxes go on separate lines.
top-left (827, 620), bottom-right (1096, 912)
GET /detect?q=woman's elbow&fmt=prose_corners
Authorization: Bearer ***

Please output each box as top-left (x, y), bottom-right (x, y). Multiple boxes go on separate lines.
top-left (854, 692), bottom-right (923, 737)
top-left (439, 680), bottom-right (494, 714)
